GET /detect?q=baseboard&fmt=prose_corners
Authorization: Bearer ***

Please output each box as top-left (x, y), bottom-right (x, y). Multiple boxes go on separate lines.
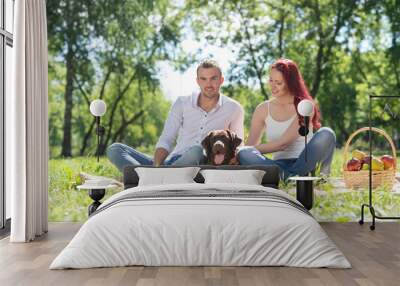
top-left (0, 218), bottom-right (11, 239)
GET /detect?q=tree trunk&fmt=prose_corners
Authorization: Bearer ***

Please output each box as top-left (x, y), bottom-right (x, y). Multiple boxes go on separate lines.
top-left (278, 0), bottom-right (285, 58)
top-left (97, 110), bottom-right (145, 155)
top-left (102, 71), bottom-right (137, 152)
top-left (60, 44), bottom-right (74, 157)
top-left (311, 40), bottom-right (324, 98)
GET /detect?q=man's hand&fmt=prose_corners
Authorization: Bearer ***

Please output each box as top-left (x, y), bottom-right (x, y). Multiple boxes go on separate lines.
top-left (153, 148), bottom-right (169, 167)
top-left (229, 157), bottom-right (239, 165)
top-left (229, 149), bottom-right (240, 165)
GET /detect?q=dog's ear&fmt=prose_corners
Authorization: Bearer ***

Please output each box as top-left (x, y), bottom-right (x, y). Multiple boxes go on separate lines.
top-left (201, 131), bottom-right (213, 156)
top-left (226, 129), bottom-right (242, 149)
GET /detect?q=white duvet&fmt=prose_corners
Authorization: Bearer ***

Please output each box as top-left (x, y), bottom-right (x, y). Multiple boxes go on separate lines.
top-left (50, 183), bottom-right (351, 269)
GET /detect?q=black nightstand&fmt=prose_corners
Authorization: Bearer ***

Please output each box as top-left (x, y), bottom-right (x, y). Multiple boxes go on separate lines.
top-left (77, 184), bottom-right (117, 216)
top-left (289, 176), bottom-right (319, 210)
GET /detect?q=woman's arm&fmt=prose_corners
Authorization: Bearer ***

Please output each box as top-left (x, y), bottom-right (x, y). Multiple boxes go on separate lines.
top-left (246, 103), bottom-right (267, 146)
top-left (255, 117), bottom-right (300, 154)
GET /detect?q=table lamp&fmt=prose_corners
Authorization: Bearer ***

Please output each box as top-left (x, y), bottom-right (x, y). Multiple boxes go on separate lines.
top-left (89, 99), bottom-right (106, 162)
top-left (297, 99), bottom-right (314, 162)
top-left (289, 99), bottom-right (317, 210)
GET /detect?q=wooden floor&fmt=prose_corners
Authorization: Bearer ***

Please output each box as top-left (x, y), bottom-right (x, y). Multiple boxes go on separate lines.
top-left (0, 222), bottom-right (399, 286)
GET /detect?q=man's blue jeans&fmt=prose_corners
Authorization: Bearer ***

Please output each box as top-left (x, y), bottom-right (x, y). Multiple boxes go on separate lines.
top-left (106, 143), bottom-right (205, 172)
top-left (238, 127), bottom-right (336, 180)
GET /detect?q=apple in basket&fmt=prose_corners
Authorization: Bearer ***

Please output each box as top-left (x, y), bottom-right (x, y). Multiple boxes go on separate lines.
top-left (352, 149), bottom-right (366, 161)
top-left (346, 158), bottom-right (362, 171)
top-left (363, 155), bottom-right (372, 165)
top-left (371, 157), bottom-right (384, 171)
top-left (380, 155), bottom-right (395, 170)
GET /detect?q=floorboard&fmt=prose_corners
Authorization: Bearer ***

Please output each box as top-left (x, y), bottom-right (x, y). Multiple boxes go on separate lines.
top-left (0, 222), bottom-right (399, 286)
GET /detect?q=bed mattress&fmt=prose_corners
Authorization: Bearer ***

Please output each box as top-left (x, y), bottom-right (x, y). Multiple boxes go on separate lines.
top-left (50, 183), bottom-right (351, 269)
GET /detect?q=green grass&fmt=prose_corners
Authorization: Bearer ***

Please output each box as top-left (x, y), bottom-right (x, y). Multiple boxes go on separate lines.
top-left (49, 156), bottom-right (122, 221)
top-left (49, 149), bottom-right (400, 222)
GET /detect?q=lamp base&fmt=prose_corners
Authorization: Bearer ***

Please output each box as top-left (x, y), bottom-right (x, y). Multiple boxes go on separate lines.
top-left (296, 180), bottom-right (314, 210)
top-left (289, 176), bottom-right (318, 210)
top-left (88, 189), bottom-right (105, 216)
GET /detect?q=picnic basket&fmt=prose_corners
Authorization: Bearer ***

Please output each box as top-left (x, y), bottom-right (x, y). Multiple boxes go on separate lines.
top-left (343, 127), bottom-right (396, 189)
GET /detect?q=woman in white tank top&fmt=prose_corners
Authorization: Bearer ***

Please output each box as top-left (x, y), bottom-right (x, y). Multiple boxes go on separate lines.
top-left (238, 58), bottom-right (336, 180)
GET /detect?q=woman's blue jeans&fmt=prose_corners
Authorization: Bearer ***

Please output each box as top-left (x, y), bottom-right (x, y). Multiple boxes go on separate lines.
top-left (238, 127), bottom-right (336, 180)
top-left (106, 143), bottom-right (205, 172)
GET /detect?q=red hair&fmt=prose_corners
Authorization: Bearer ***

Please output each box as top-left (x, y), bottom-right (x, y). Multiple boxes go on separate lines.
top-left (271, 58), bottom-right (321, 129)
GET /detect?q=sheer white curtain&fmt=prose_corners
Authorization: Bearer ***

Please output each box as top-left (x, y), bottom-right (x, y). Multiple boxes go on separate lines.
top-left (7, 0), bottom-right (48, 242)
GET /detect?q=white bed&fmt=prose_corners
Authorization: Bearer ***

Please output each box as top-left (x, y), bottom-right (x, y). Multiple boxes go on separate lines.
top-left (50, 183), bottom-right (351, 269)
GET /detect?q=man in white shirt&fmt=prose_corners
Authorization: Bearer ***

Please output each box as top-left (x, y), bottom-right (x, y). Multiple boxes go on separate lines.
top-left (107, 59), bottom-right (244, 171)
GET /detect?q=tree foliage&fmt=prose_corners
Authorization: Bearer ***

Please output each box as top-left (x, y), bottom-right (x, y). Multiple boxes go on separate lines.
top-left (47, 0), bottom-right (185, 157)
top-left (47, 0), bottom-right (400, 158)
top-left (186, 0), bottom-right (400, 146)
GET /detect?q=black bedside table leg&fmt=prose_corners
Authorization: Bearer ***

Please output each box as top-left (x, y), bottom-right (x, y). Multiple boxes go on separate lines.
top-left (296, 180), bottom-right (314, 210)
top-left (88, 189), bottom-right (105, 216)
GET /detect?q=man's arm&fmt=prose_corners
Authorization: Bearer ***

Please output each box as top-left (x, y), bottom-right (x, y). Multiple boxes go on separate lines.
top-left (154, 97), bottom-right (184, 165)
top-left (229, 105), bottom-right (245, 145)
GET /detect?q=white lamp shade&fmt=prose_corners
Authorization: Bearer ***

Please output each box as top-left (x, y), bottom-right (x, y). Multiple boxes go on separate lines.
top-left (297, 99), bottom-right (314, 117)
top-left (90, 99), bottom-right (107, 117)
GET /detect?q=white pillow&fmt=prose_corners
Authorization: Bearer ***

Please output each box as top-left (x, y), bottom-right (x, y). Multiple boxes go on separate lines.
top-left (200, 169), bottom-right (266, 185)
top-left (135, 167), bottom-right (201, 186)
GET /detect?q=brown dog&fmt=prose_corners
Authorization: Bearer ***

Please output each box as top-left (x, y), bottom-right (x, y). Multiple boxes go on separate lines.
top-left (201, 129), bottom-right (242, 165)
